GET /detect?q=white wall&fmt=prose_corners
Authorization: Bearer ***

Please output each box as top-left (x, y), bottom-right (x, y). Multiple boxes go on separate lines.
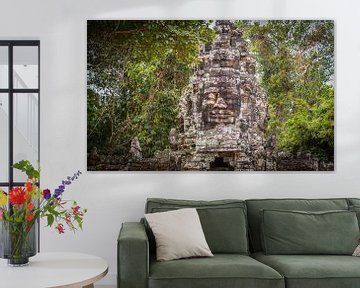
top-left (1, 0), bottom-right (360, 286)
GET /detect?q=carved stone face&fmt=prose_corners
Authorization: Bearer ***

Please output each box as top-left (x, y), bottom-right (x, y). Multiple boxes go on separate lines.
top-left (202, 91), bottom-right (240, 128)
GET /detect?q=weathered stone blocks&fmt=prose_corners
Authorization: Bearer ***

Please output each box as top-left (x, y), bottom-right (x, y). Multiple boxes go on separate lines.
top-left (178, 20), bottom-right (269, 170)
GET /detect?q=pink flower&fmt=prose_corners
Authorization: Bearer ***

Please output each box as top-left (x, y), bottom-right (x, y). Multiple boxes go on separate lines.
top-left (56, 223), bottom-right (65, 234)
top-left (65, 214), bottom-right (71, 225)
top-left (0, 208), bottom-right (3, 220)
top-left (72, 205), bottom-right (80, 215)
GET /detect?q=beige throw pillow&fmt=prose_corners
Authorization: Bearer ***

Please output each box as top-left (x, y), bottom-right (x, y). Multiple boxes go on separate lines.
top-left (145, 208), bottom-right (213, 261)
top-left (353, 244), bottom-right (360, 256)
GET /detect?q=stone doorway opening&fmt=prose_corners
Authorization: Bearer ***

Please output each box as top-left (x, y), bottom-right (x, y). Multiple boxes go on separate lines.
top-left (210, 156), bottom-right (235, 171)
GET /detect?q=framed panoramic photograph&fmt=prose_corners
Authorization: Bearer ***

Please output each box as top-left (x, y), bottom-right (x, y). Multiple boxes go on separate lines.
top-left (87, 20), bottom-right (334, 171)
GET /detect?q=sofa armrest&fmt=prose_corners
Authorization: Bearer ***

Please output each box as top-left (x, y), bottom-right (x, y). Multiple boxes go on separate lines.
top-left (118, 222), bottom-right (149, 288)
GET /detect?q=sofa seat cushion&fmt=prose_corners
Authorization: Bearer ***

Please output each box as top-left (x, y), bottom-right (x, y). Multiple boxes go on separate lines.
top-left (252, 252), bottom-right (360, 288)
top-left (149, 254), bottom-right (284, 288)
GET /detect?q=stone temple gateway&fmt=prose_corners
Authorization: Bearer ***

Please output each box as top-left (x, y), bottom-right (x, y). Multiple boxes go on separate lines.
top-left (178, 20), bottom-right (270, 171)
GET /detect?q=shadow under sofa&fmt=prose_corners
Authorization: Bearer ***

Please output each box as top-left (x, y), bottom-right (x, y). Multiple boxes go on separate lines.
top-left (118, 198), bottom-right (360, 288)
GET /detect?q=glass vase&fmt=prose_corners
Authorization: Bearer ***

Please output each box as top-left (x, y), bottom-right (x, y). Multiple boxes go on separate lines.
top-left (0, 220), bottom-right (37, 266)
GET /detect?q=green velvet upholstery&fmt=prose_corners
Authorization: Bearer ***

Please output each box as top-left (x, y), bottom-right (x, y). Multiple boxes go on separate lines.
top-left (347, 199), bottom-right (360, 228)
top-left (253, 252), bottom-right (360, 288)
top-left (246, 198), bottom-right (349, 252)
top-left (349, 206), bottom-right (360, 228)
top-left (149, 254), bottom-right (284, 288)
top-left (146, 198), bottom-right (249, 254)
top-left (118, 222), bottom-right (148, 288)
top-left (347, 198), bottom-right (360, 207)
top-left (261, 209), bottom-right (359, 255)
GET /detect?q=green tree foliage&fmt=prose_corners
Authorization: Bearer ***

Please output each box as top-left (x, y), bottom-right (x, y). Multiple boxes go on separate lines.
top-left (236, 20), bottom-right (334, 160)
top-left (87, 20), bottom-right (215, 158)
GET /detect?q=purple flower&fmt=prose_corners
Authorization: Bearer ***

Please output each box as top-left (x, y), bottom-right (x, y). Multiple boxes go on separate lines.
top-left (54, 189), bottom-right (63, 198)
top-left (43, 189), bottom-right (51, 200)
top-left (54, 171), bottom-right (82, 199)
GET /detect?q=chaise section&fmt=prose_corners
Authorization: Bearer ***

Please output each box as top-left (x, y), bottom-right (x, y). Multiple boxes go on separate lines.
top-left (149, 254), bottom-right (285, 288)
top-left (253, 252), bottom-right (360, 288)
top-left (118, 222), bottom-right (149, 288)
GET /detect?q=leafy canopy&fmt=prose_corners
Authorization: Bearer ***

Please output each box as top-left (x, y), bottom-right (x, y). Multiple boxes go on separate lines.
top-left (87, 20), bottom-right (215, 158)
top-left (236, 20), bottom-right (334, 160)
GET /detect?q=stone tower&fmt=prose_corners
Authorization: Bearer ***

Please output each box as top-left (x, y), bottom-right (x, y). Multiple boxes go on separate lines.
top-left (179, 20), bottom-right (270, 170)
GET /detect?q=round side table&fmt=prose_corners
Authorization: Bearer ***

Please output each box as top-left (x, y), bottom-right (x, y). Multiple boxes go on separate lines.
top-left (0, 252), bottom-right (108, 288)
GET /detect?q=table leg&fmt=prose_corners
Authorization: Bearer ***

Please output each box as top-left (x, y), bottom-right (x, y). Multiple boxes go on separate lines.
top-left (82, 284), bottom-right (94, 288)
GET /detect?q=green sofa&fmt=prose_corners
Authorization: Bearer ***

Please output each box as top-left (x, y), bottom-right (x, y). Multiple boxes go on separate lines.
top-left (118, 198), bottom-right (360, 288)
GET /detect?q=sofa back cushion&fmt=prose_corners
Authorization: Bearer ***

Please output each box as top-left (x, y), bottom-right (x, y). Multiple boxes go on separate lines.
top-left (348, 198), bottom-right (360, 207)
top-left (246, 198), bottom-right (349, 252)
top-left (145, 198), bottom-right (249, 254)
top-left (261, 209), bottom-right (359, 255)
top-left (347, 199), bottom-right (360, 228)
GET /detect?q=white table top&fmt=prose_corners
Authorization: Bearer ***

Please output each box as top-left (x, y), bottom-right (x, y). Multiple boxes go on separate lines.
top-left (0, 252), bottom-right (108, 288)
